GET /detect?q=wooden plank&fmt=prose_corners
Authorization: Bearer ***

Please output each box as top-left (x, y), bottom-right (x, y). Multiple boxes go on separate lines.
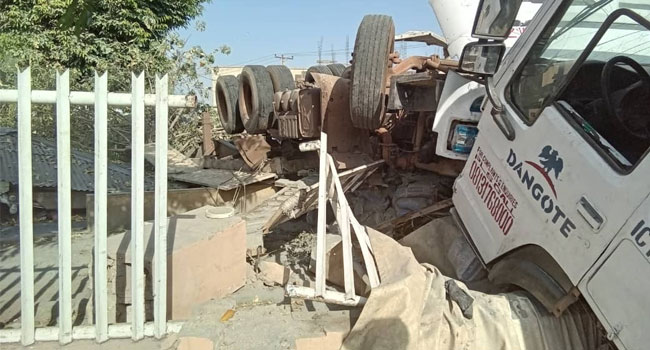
top-left (169, 169), bottom-right (276, 191)
top-left (56, 70), bottom-right (72, 344)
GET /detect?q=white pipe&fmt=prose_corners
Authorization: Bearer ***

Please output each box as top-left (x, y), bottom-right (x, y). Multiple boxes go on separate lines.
top-left (17, 67), bottom-right (35, 346)
top-left (0, 89), bottom-right (196, 108)
top-left (0, 322), bottom-right (183, 343)
top-left (286, 285), bottom-right (366, 307)
top-left (93, 72), bottom-right (109, 343)
top-left (153, 74), bottom-right (169, 339)
top-left (56, 70), bottom-right (73, 345)
top-left (131, 72), bottom-right (146, 341)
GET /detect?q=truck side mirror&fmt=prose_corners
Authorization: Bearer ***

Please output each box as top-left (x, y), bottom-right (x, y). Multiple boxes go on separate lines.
top-left (459, 42), bottom-right (505, 76)
top-left (472, 0), bottom-right (523, 39)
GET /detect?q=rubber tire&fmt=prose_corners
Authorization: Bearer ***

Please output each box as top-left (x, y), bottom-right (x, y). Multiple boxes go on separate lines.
top-left (239, 65), bottom-right (275, 134)
top-left (305, 65), bottom-right (333, 83)
top-left (266, 65), bottom-right (296, 92)
top-left (215, 75), bottom-right (244, 134)
top-left (327, 63), bottom-right (347, 77)
top-left (350, 14), bottom-right (395, 130)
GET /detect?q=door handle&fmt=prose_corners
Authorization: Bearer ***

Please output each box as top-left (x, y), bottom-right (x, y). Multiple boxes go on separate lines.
top-left (491, 107), bottom-right (515, 141)
top-left (577, 196), bottom-right (605, 231)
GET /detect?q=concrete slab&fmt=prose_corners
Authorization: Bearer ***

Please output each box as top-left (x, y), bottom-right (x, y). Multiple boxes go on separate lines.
top-left (105, 206), bottom-right (246, 321)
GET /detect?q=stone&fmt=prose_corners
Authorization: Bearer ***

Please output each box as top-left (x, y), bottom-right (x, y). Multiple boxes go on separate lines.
top-left (295, 331), bottom-right (346, 350)
top-left (176, 336), bottom-right (214, 350)
top-left (258, 261), bottom-right (290, 286)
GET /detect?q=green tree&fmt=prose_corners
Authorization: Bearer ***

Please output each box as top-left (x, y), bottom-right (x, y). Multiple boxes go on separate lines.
top-left (0, 0), bottom-right (227, 158)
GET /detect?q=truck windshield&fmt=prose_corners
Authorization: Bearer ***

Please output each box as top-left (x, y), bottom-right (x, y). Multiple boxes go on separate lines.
top-left (510, 0), bottom-right (650, 170)
top-left (510, 0), bottom-right (650, 124)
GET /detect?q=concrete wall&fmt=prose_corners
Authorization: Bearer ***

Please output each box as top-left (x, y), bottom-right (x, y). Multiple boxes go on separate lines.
top-left (86, 184), bottom-right (276, 233)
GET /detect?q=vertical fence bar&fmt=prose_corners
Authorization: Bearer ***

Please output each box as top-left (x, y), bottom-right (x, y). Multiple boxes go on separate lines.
top-left (93, 72), bottom-right (109, 342)
top-left (153, 74), bottom-right (168, 338)
top-left (131, 72), bottom-right (146, 340)
top-left (17, 67), bottom-right (35, 346)
top-left (56, 70), bottom-right (72, 344)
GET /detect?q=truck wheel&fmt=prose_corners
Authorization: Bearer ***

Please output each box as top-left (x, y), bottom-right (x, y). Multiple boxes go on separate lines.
top-left (327, 63), bottom-right (347, 77)
top-left (266, 65), bottom-right (296, 92)
top-left (215, 75), bottom-right (244, 134)
top-left (305, 65), bottom-right (333, 83)
top-left (350, 14), bottom-right (395, 130)
top-left (239, 65), bottom-right (275, 134)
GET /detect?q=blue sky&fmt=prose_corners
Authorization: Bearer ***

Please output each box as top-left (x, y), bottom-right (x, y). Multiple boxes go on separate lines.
top-left (177, 0), bottom-right (444, 69)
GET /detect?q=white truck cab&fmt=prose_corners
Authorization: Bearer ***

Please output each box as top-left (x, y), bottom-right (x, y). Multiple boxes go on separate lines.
top-left (447, 1), bottom-right (650, 349)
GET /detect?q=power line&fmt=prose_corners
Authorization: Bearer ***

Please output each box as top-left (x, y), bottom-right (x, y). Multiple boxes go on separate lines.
top-left (226, 43), bottom-right (432, 67)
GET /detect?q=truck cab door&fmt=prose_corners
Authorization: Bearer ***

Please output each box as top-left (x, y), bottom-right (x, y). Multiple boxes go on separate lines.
top-left (454, 0), bottom-right (650, 289)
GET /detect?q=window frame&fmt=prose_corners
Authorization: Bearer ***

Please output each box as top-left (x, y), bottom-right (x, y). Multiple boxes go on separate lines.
top-left (506, 7), bottom-right (650, 174)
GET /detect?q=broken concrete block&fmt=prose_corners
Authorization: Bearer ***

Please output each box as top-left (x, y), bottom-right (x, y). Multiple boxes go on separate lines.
top-left (309, 234), bottom-right (369, 296)
top-left (104, 206), bottom-right (246, 321)
top-left (258, 261), bottom-right (290, 286)
top-left (295, 331), bottom-right (346, 350)
top-left (176, 336), bottom-right (214, 350)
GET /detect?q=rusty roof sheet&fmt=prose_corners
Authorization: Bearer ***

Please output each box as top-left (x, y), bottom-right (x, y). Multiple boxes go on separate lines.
top-left (0, 128), bottom-right (144, 192)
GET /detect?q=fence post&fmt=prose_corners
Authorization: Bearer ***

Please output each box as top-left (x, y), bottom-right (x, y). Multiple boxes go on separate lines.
top-left (93, 72), bottom-right (109, 342)
top-left (154, 74), bottom-right (169, 338)
top-left (131, 72), bottom-right (146, 341)
top-left (56, 70), bottom-right (73, 344)
top-left (17, 67), bottom-right (35, 346)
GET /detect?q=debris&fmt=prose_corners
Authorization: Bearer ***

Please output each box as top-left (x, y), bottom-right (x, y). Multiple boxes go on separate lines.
top-left (258, 261), bottom-right (290, 286)
top-left (295, 330), bottom-right (347, 350)
top-left (169, 168), bottom-right (276, 191)
top-left (235, 134), bottom-right (271, 168)
top-left (392, 182), bottom-right (437, 216)
top-left (444, 279), bottom-right (474, 319)
top-left (377, 198), bottom-right (453, 231)
top-left (176, 336), bottom-right (214, 350)
top-left (309, 235), bottom-right (370, 296)
top-left (262, 160), bottom-right (384, 233)
top-left (144, 143), bottom-right (201, 174)
top-left (220, 309), bottom-right (236, 322)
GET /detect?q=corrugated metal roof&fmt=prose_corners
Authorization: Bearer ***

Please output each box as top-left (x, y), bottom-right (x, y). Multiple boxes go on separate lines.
top-left (0, 128), bottom-right (150, 192)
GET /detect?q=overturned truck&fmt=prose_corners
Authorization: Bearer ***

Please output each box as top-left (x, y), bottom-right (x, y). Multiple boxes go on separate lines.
top-left (218, 0), bottom-right (650, 349)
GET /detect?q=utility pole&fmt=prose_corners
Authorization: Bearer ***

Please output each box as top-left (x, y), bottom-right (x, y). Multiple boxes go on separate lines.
top-left (400, 41), bottom-right (407, 58)
top-left (331, 44), bottom-right (336, 64)
top-left (274, 54), bottom-right (294, 65)
top-left (345, 36), bottom-right (350, 63)
top-left (317, 37), bottom-right (324, 65)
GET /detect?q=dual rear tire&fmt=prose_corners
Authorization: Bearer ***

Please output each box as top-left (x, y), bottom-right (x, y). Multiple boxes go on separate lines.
top-left (349, 14), bottom-right (395, 130)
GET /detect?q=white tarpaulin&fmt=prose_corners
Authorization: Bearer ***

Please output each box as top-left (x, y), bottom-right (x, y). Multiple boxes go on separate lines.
top-left (342, 221), bottom-right (608, 350)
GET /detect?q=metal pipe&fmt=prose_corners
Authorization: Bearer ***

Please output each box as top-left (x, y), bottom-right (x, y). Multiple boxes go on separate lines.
top-left (0, 90), bottom-right (196, 108)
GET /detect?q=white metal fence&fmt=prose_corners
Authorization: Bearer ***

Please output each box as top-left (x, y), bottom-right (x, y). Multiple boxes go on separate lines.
top-left (0, 68), bottom-right (195, 345)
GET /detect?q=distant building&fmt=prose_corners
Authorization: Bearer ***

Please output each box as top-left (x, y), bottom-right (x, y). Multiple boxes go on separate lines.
top-left (211, 66), bottom-right (307, 106)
